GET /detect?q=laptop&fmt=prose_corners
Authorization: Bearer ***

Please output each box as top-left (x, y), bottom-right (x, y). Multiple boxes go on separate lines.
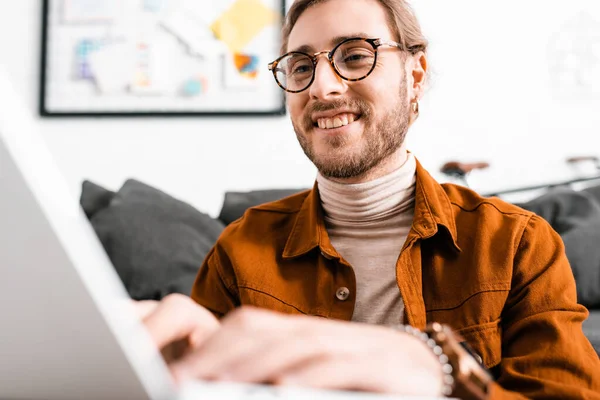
top-left (0, 67), bottom-right (446, 400)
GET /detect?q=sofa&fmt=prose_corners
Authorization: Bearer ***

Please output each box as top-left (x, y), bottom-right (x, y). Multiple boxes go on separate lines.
top-left (79, 178), bottom-right (600, 355)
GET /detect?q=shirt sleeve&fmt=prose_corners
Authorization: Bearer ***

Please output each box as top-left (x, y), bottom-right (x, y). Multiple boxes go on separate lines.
top-left (491, 214), bottom-right (600, 399)
top-left (190, 244), bottom-right (240, 319)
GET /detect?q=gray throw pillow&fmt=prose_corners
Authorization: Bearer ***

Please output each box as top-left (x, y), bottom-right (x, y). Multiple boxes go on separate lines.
top-left (218, 188), bottom-right (307, 226)
top-left (80, 179), bottom-right (225, 300)
top-left (80, 181), bottom-right (116, 219)
top-left (520, 188), bottom-right (600, 308)
top-left (583, 311), bottom-right (600, 355)
top-left (583, 184), bottom-right (600, 204)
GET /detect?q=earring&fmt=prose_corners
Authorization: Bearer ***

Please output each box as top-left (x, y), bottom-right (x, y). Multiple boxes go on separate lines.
top-left (412, 100), bottom-right (420, 115)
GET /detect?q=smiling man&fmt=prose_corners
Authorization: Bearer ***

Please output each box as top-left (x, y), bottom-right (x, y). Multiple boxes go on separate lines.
top-left (137, 0), bottom-right (600, 398)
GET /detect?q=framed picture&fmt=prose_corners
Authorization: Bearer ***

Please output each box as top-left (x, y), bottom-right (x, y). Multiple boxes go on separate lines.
top-left (39, 0), bottom-right (287, 117)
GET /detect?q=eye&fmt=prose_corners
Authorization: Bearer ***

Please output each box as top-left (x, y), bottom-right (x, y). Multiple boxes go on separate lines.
top-left (337, 47), bottom-right (375, 67)
top-left (343, 53), bottom-right (369, 63)
top-left (342, 49), bottom-right (373, 61)
top-left (291, 64), bottom-right (312, 74)
top-left (287, 59), bottom-right (313, 77)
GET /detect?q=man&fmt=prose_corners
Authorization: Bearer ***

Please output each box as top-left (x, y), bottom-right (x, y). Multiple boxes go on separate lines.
top-left (137, 0), bottom-right (600, 398)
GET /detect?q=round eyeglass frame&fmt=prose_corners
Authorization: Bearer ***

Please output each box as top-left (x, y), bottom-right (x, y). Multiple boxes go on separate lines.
top-left (268, 37), bottom-right (404, 93)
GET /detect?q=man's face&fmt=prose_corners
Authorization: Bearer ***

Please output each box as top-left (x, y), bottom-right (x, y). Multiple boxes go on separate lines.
top-left (286, 0), bottom-right (413, 180)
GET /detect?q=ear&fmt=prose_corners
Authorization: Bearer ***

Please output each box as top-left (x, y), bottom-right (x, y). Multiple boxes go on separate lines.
top-left (409, 51), bottom-right (427, 100)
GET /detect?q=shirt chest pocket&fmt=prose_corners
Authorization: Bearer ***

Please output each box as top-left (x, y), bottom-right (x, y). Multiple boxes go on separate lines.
top-left (424, 285), bottom-right (508, 369)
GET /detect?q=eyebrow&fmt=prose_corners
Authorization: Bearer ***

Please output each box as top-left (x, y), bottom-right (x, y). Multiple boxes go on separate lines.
top-left (289, 32), bottom-right (373, 54)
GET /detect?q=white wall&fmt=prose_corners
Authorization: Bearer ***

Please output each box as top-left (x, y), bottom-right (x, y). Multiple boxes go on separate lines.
top-left (1, 0), bottom-right (600, 216)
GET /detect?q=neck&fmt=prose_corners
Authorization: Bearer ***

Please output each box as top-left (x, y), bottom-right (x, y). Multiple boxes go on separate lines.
top-left (316, 152), bottom-right (417, 223)
top-left (326, 145), bottom-right (409, 185)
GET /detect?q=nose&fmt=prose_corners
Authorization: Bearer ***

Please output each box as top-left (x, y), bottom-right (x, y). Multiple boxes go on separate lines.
top-left (308, 54), bottom-right (347, 100)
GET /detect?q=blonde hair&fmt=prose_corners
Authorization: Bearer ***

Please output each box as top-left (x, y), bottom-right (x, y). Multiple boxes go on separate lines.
top-left (280, 0), bottom-right (428, 55)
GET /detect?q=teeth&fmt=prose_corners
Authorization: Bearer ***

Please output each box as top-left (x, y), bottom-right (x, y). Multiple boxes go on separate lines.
top-left (316, 113), bottom-right (358, 130)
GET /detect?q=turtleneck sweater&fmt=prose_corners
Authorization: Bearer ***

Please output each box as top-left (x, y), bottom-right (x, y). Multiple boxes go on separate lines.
top-left (316, 152), bottom-right (417, 325)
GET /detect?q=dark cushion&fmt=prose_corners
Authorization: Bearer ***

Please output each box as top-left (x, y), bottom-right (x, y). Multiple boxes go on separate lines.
top-left (218, 188), bottom-right (307, 225)
top-left (519, 188), bottom-right (600, 309)
top-left (583, 184), bottom-right (600, 204)
top-left (80, 181), bottom-right (116, 219)
top-left (583, 311), bottom-right (600, 355)
top-left (80, 179), bottom-right (225, 300)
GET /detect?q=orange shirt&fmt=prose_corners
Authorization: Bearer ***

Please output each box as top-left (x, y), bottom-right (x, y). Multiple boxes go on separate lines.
top-left (191, 160), bottom-right (600, 398)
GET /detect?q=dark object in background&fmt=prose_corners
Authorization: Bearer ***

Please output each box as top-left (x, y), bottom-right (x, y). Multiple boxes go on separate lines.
top-left (80, 179), bottom-right (225, 300)
top-left (218, 188), bottom-right (307, 225)
top-left (80, 181), bottom-right (115, 219)
top-left (519, 188), bottom-right (600, 309)
top-left (583, 184), bottom-right (600, 204)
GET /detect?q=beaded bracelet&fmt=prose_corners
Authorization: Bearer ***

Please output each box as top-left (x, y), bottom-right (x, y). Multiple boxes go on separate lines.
top-left (392, 324), bottom-right (454, 397)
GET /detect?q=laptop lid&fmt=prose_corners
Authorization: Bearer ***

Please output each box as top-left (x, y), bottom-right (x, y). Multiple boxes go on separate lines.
top-left (0, 67), bottom-right (177, 400)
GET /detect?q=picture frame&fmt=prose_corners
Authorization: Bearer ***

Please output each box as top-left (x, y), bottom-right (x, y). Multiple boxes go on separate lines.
top-left (39, 0), bottom-right (287, 117)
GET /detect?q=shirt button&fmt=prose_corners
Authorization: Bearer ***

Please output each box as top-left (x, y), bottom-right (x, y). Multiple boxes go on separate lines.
top-left (336, 287), bottom-right (350, 301)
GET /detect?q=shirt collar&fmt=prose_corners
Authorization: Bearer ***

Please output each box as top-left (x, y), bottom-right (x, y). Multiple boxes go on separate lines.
top-left (282, 158), bottom-right (461, 259)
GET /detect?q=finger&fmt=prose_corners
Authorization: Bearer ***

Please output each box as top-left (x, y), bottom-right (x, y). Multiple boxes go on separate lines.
top-left (171, 332), bottom-right (266, 382)
top-left (275, 356), bottom-right (371, 392)
top-left (143, 294), bottom-right (219, 350)
top-left (277, 348), bottom-right (441, 396)
top-left (169, 307), bottom-right (288, 382)
top-left (222, 317), bottom-right (376, 384)
top-left (220, 332), bottom-right (333, 384)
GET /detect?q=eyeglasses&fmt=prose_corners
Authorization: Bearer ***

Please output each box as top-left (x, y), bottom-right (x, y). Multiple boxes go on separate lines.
top-left (268, 37), bottom-right (404, 93)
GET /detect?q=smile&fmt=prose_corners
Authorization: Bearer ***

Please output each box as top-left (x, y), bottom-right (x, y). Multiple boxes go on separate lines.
top-left (315, 113), bottom-right (361, 130)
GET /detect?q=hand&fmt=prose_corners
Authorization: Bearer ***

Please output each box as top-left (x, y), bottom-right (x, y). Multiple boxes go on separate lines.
top-left (133, 294), bottom-right (220, 363)
top-left (169, 307), bottom-right (444, 397)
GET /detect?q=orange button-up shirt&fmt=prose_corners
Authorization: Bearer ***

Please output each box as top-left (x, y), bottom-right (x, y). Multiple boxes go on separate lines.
top-left (191, 160), bottom-right (600, 398)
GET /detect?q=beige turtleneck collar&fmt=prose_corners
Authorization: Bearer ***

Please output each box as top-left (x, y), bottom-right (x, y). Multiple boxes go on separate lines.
top-left (317, 152), bottom-right (417, 225)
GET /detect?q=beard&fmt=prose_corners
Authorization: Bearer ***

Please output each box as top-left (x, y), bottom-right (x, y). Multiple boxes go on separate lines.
top-left (292, 78), bottom-right (410, 180)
